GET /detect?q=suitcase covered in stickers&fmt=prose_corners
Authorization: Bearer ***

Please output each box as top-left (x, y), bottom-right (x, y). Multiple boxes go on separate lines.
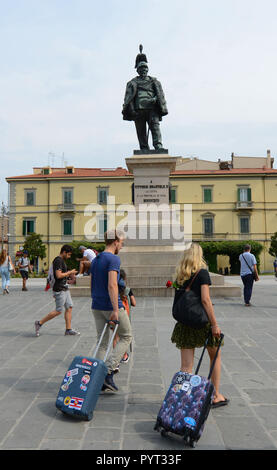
top-left (154, 333), bottom-right (224, 447)
top-left (56, 321), bottom-right (119, 421)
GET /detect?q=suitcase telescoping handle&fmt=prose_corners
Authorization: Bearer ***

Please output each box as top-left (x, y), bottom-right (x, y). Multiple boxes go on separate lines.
top-left (195, 333), bottom-right (224, 380)
top-left (93, 320), bottom-right (120, 362)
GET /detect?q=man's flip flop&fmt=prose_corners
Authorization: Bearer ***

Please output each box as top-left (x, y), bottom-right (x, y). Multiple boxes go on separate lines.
top-left (211, 397), bottom-right (230, 408)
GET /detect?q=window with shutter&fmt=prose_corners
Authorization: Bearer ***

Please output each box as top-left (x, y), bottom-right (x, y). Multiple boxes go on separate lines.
top-left (203, 188), bottom-right (212, 203)
top-left (238, 187), bottom-right (251, 202)
top-left (240, 217), bottom-right (249, 234)
top-left (63, 219), bottom-right (72, 236)
top-left (63, 190), bottom-right (72, 205)
top-left (26, 191), bottom-right (35, 206)
top-left (171, 188), bottom-right (176, 203)
top-left (204, 217), bottom-right (213, 235)
top-left (99, 216), bottom-right (108, 239)
top-left (98, 188), bottom-right (108, 204)
top-left (23, 219), bottom-right (35, 235)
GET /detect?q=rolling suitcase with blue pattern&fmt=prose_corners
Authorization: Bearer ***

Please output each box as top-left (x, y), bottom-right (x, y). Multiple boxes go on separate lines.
top-left (154, 333), bottom-right (224, 447)
top-left (56, 320), bottom-right (119, 421)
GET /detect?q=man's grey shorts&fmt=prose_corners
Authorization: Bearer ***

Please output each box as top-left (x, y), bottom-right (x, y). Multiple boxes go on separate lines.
top-left (53, 290), bottom-right (73, 312)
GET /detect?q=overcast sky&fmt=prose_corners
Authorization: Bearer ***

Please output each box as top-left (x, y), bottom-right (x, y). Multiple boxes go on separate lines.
top-left (1, 0), bottom-right (277, 204)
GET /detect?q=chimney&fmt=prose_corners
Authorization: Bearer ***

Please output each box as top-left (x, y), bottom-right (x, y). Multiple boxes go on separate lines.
top-left (267, 149), bottom-right (271, 168)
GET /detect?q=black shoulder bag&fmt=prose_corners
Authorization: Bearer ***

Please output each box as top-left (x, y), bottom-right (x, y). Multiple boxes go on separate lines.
top-left (172, 271), bottom-right (209, 329)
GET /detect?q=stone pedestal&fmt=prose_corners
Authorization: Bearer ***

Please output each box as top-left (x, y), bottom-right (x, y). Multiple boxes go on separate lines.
top-left (125, 152), bottom-right (178, 206)
top-left (124, 152), bottom-right (185, 247)
top-left (69, 150), bottom-right (241, 298)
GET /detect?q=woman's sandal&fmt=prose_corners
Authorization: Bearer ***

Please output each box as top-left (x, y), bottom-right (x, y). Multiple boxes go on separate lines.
top-left (211, 397), bottom-right (230, 408)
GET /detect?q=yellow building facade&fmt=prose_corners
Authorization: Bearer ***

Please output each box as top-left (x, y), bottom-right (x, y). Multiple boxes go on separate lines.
top-left (6, 152), bottom-right (277, 272)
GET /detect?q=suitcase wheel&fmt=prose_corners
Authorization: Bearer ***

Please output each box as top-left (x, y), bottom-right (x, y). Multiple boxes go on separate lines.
top-left (160, 429), bottom-right (169, 438)
top-left (184, 435), bottom-right (196, 448)
top-left (85, 412), bottom-right (93, 421)
top-left (189, 438), bottom-right (196, 448)
top-left (184, 435), bottom-right (190, 445)
top-left (154, 421), bottom-right (160, 432)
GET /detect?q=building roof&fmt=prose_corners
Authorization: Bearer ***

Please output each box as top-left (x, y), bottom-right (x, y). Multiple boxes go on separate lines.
top-left (6, 166), bottom-right (277, 181)
top-left (172, 168), bottom-right (277, 176)
top-left (6, 167), bottom-right (132, 180)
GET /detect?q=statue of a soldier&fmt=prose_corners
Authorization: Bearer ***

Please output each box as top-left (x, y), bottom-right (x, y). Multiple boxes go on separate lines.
top-left (122, 45), bottom-right (168, 152)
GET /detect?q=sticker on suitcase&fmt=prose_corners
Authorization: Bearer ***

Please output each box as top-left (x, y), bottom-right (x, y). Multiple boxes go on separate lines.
top-left (68, 397), bottom-right (84, 410)
top-left (63, 396), bottom-right (84, 411)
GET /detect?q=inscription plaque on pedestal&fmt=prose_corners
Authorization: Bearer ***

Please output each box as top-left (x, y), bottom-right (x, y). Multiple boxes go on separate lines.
top-left (134, 177), bottom-right (169, 205)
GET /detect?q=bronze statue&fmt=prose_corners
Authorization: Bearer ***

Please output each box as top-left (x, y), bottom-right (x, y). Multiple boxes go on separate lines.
top-left (122, 45), bottom-right (168, 152)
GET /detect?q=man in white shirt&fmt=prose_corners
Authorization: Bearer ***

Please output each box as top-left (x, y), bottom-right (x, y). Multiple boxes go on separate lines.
top-left (77, 245), bottom-right (96, 277)
top-left (239, 244), bottom-right (259, 306)
top-left (18, 250), bottom-right (32, 291)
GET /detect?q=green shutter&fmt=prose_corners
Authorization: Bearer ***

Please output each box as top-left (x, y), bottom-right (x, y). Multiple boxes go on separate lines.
top-left (64, 190), bottom-right (72, 204)
top-left (23, 220), bottom-right (26, 235)
top-left (63, 219), bottom-right (72, 235)
top-left (170, 189), bottom-right (176, 204)
top-left (247, 188), bottom-right (251, 201)
top-left (204, 218), bottom-right (213, 234)
top-left (26, 192), bottom-right (34, 205)
top-left (204, 188), bottom-right (212, 203)
top-left (171, 189), bottom-right (176, 203)
top-left (28, 220), bottom-right (34, 233)
top-left (240, 217), bottom-right (249, 234)
top-left (99, 189), bottom-right (107, 204)
top-left (237, 188), bottom-right (241, 201)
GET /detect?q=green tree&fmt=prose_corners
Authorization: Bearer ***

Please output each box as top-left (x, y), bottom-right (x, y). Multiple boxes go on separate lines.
top-left (269, 232), bottom-right (277, 258)
top-left (23, 233), bottom-right (46, 271)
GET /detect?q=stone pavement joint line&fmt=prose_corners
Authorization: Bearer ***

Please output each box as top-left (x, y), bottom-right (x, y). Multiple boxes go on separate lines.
top-left (0, 278), bottom-right (277, 449)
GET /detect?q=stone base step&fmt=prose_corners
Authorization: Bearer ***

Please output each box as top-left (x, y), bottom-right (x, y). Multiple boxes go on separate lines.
top-left (75, 272), bottom-right (225, 287)
top-left (70, 283), bottom-right (241, 298)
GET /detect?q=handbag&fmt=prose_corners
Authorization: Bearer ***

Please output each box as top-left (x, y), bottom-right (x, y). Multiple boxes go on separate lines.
top-left (172, 271), bottom-right (209, 329)
top-left (242, 254), bottom-right (258, 282)
top-left (8, 256), bottom-right (14, 272)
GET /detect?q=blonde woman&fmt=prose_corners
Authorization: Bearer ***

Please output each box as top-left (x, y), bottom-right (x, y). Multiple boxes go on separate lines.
top-left (171, 243), bottom-right (229, 408)
top-left (0, 249), bottom-right (14, 294)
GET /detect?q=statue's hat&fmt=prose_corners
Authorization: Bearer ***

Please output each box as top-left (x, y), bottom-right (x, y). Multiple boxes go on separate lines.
top-left (135, 44), bottom-right (148, 69)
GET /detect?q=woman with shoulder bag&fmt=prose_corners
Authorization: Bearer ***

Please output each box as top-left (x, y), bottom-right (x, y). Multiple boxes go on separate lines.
top-left (0, 249), bottom-right (15, 294)
top-left (171, 243), bottom-right (229, 408)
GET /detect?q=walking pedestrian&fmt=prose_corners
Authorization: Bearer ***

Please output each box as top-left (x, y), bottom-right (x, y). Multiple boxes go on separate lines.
top-left (0, 249), bottom-right (14, 294)
top-left (171, 242), bottom-right (229, 408)
top-left (239, 244), bottom-right (259, 306)
top-left (273, 257), bottom-right (277, 280)
top-left (34, 245), bottom-right (79, 337)
top-left (18, 250), bottom-right (32, 291)
top-left (90, 230), bottom-right (132, 392)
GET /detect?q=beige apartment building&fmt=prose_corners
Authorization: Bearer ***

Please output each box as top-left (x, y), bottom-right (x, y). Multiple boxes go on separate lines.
top-left (6, 150), bottom-right (277, 272)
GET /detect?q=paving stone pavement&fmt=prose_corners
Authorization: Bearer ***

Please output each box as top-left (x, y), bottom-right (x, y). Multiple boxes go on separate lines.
top-left (0, 276), bottom-right (277, 450)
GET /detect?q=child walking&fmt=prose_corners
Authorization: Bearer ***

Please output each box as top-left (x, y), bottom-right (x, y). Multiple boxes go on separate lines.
top-left (113, 269), bottom-right (136, 369)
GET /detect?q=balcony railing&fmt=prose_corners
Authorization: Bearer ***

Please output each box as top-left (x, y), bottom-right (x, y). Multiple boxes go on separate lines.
top-left (236, 201), bottom-right (253, 209)
top-left (57, 203), bottom-right (76, 213)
